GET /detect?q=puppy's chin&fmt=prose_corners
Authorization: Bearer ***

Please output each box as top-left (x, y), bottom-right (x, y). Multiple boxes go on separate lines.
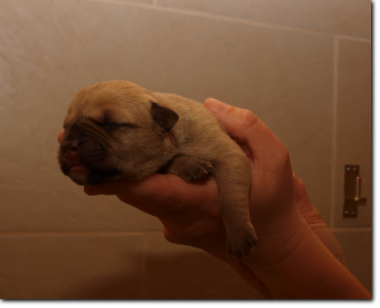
top-left (67, 165), bottom-right (123, 186)
top-left (67, 166), bottom-right (89, 185)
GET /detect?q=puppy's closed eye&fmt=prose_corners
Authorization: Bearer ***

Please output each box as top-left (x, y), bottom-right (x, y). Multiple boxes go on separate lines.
top-left (102, 122), bottom-right (136, 132)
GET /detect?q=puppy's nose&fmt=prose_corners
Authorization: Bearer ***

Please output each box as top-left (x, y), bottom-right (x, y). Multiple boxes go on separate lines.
top-left (62, 138), bottom-right (106, 165)
top-left (63, 141), bottom-right (81, 163)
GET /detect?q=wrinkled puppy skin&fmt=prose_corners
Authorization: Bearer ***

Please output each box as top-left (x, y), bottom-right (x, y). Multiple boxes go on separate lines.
top-left (58, 80), bottom-right (257, 259)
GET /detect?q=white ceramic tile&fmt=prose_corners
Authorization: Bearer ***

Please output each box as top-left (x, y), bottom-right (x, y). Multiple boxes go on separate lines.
top-left (157, 0), bottom-right (371, 38)
top-left (0, 233), bottom-right (144, 299)
top-left (333, 39), bottom-right (371, 227)
top-left (333, 229), bottom-right (372, 293)
top-left (0, 175), bottom-right (162, 232)
top-left (144, 233), bottom-right (263, 299)
top-left (120, 0), bottom-right (153, 4)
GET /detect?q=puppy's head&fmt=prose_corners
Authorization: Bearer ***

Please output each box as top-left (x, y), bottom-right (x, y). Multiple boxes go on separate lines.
top-left (58, 80), bottom-right (179, 185)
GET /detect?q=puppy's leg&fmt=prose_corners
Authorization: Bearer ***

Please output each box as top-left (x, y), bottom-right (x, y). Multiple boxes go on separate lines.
top-left (166, 151), bottom-right (256, 259)
top-left (165, 155), bottom-right (213, 181)
top-left (215, 148), bottom-right (257, 259)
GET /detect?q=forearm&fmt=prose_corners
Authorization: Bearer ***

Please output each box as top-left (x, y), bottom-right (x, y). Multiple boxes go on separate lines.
top-left (247, 224), bottom-right (371, 299)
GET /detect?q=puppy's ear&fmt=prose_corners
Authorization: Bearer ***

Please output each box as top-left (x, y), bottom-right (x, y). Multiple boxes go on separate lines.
top-left (150, 102), bottom-right (179, 133)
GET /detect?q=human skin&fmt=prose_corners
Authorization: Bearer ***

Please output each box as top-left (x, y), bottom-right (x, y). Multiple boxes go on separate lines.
top-left (57, 98), bottom-right (370, 299)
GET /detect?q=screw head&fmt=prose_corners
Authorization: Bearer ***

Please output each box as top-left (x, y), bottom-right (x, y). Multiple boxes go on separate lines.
top-left (346, 167), bottom-right (351, 171)
top-left (344, 211), bottom-right (349, 216)
top-left (353, 167), bottom-right (357, 172)
top-left (351, 211), bottom-right (356, 216)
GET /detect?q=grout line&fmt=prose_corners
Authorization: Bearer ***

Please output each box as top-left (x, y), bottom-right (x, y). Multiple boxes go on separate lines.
top-left (337, 34), bottom-right (372, 43)
top-left (140, 233), bottom-right (148, 299)
top-left (80, 0), bottom-right (371, 43)
top-left (329, 37), bottom-right (339, 229)
top-left (0, 231), bottom-right (162, 236)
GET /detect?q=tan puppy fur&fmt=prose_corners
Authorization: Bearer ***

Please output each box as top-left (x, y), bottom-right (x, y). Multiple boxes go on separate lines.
top-left (58, 80), bottom-right (257, 258)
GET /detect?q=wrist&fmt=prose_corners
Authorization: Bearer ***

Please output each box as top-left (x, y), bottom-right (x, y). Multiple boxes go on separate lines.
top-left (245, 220), bottom-right (370, 299)
top-left (246, 206), bottom-right (311, 271)
top-left (250, 218), bottom-right (316, 275)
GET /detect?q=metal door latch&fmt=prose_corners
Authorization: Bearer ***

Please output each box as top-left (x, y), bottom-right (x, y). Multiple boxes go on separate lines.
top-left (343, 165), bottom-right (366, 218)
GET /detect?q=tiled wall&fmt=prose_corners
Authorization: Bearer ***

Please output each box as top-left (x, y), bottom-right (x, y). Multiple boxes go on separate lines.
top-left (0, 0), bottom-right (371, 299)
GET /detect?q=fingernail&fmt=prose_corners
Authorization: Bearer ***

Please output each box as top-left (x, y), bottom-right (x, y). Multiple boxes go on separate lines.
top-left (206, 98), bottom-right (230, 115)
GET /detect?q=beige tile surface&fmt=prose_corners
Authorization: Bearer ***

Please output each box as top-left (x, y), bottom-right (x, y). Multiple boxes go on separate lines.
top-left (333, 229), bottom-right (372, 293)
top-left (0, 176), bottom-right (162, 232)
top-left (144, 233), bottom-right (263, 299)
top-left (0, 0), bottom-right (334, 230)
top-left (121, 0), bottom-right (153, 3)
top-left (157, 0), bottom-right (371, 38)
top-left (333, 39), bottom-right (372, 228)
top-left (0, 233), bottom-right (144, 299)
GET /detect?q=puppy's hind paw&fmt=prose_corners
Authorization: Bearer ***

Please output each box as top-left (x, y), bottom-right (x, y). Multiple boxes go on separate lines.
top-left (226, 226), bottom-right (257, 259)
top-left (166, 156), bottom-right (213, 182)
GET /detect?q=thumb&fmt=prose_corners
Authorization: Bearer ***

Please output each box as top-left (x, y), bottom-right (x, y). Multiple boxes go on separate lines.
top-left (58, 129), bottom-right (64, 144)
top-left (204, 98), bottom-right (289, 172)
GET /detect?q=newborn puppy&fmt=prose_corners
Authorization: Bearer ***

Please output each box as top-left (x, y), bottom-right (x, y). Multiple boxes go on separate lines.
top-left (58, 80), bottom-right (257, 259)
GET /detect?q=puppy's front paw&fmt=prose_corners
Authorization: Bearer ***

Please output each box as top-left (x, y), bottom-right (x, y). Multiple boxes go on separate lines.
top-left (226, 225), bottom-right (257, 259)
top-left (166, 156), bottom-right (213, 181)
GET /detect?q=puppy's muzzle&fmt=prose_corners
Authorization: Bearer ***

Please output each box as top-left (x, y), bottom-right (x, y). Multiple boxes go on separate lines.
top-left (62, 138), bottom-right (106, 166)
top-left (59, 121), bottom-right (108, 174)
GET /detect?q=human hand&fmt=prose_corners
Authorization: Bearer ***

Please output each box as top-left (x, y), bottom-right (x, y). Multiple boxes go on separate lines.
top-left (57, 99), bottom-right (346, 298)
top-left (292, 173), bottom-right (347, 267)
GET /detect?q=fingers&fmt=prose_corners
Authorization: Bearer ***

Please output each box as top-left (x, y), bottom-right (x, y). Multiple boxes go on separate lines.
top-left (204, 98), bottom-right (290, 172)
top-left (58, 129), bottom-right (64, 144)
top-left (84, 173), bottom-right (218, 211)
